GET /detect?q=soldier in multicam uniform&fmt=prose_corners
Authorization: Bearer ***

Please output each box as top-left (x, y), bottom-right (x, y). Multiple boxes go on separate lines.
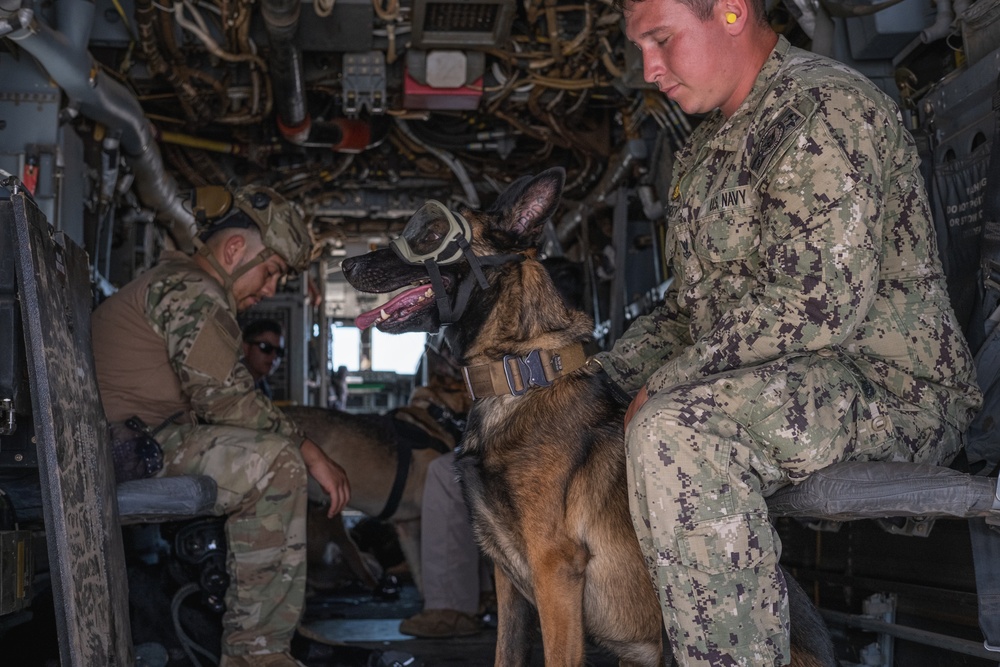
top-left (595, 0), bottom-right (984, 665)
top-left (92, 186), bottom-right (351, 667)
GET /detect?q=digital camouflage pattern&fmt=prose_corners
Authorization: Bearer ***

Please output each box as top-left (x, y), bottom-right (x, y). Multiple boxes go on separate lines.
top-left (92, 250), bottom-right (309, 657)
top-left (628, 353), bottom-right (956, 666)
top-left (600, 36), bottom-right (980, 429)
top-left (598, 36), bottom-right (982, 667)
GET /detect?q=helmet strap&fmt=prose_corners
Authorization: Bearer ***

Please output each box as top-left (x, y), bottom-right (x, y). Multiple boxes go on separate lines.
top-left (193, 238), bottom-right (273, 312)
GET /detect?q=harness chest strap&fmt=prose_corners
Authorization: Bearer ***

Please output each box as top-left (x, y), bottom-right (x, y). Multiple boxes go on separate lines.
top-left (461, 343), bottom-right (588, 399)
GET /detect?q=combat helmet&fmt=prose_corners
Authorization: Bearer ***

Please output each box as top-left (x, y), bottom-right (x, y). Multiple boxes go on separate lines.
top-left (229, 185), bottom-right (312, 273)
top-left (190, 183), bottom-right (313, 310)
top-left (193, 184), bottom-right (313, 273)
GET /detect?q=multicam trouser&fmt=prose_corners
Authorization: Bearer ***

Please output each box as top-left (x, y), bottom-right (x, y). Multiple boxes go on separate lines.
top-left (626, 350), bottom-right (962, 667)
top-left (158, 423), bottom-right (308, 657)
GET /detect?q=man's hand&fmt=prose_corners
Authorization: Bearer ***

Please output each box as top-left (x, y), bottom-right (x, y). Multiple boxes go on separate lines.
top-left (300, 437), bottom-right (351, 517)
top-left (624, 385), bottom-right (649, 431)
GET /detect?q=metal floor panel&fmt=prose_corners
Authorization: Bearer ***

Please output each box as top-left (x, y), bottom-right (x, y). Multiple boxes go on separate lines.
top-left (301, 581), bottom-right (622, 667)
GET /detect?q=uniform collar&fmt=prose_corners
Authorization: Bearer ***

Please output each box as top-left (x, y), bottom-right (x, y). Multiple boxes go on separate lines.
top-left (157, 250), bottom-right (233, 311)
top-left (706, 35), bottom-right (792, 152)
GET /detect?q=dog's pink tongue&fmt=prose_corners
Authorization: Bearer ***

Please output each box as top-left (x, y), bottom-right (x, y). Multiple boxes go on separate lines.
top-left (354, 308), bottom-right (382, 330)
top-left (354, 284), bottom-right (434, 329)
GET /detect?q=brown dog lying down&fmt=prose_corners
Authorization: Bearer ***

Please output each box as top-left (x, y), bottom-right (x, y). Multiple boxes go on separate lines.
top-left (288, 346), bottom-right (471, 593)
top-left (342, 168), bottom-right (837, 666)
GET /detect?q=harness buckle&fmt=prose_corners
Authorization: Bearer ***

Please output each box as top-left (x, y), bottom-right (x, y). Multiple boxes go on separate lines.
top-left (503, 350), bottom-right (551, 396)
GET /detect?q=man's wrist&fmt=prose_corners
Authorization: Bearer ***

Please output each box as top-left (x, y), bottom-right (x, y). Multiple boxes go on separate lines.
top-left (299, 437), bottom-right (321, 463)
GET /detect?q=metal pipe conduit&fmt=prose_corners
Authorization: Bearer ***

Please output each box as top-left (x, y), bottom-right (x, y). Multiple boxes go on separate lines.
top-left (821, 609), bottom-right (1000, 661)
top-left (3, 3), bottom-right (197, 249)
top-left (261, 0), bottom-right (310, 144)
top-left (55, 0), bottom-right (93, 53)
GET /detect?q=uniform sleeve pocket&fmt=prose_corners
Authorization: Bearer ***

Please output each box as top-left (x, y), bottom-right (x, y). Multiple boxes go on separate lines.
top-left (185, 305), bottom-right (240, 383)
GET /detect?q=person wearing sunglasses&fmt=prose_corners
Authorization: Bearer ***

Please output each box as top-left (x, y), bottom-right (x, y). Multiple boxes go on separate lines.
top-left (92, 185), bottom-right (353, 667)
top-left (241, 319), bottom-right (286, 400)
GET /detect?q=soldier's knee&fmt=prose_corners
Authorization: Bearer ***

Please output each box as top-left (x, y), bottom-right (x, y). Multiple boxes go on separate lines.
top-left (627, 387), bottom-right (704, 451)
top-left (266, 439), bottom-right (307, 491)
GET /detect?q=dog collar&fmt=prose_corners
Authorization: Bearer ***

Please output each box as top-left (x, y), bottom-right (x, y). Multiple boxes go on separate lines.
top-left (461, 343), bottom-right (588, 400)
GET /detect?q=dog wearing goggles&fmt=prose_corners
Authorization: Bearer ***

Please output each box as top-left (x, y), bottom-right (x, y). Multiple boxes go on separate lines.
top-left (343, 169), bottom-right (834, 667)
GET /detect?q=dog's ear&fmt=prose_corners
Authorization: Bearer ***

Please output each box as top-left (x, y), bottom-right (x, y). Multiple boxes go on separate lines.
top-left (491, 168), bottom-right (565, 243)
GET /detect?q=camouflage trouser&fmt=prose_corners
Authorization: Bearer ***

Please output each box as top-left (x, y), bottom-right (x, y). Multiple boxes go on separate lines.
top-left (626, 350), bottom-right (961, 667)
top-left (158, 423), bottom-right (308, 657)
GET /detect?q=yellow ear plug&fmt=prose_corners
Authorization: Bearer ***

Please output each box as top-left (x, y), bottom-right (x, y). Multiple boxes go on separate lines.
top-left (726, 11), bottom-right (738, 23)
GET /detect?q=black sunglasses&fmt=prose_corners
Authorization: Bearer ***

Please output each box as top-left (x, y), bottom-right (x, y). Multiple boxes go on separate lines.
top-left (250, 341), bottom-right (285, 358)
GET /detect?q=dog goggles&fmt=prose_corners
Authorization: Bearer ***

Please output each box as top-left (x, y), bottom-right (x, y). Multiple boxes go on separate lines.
top-left (390, 199), bottom-right (523, 324)
top-left (391, 200), bottom-right (473, 266)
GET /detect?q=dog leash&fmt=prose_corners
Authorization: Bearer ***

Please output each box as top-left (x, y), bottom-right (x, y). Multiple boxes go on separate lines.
top-left (461, 343), bottom-right (588, 399)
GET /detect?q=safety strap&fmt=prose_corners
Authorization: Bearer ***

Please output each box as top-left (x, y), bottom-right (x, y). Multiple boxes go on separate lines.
top-left (979, 73), bottom-right (1000, 303)
top-left (461, 343), bottom-right (587, 400)
top-left (375, 409), bottom-right (465, 520)
top-left (376, 438), bottom-right (411, 521)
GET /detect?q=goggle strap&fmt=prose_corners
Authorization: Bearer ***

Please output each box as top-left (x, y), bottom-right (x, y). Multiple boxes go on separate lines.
top-left (448, 252), bottom-right (524, 323)
top-left (458, 237), bottom-right (490, 289)
top-left (451, 271), bottom-right (479, 323)
top-left (424, 259), bottom-right (455, 322)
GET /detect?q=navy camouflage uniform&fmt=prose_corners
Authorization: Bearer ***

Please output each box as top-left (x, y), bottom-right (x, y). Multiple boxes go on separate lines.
top-left (93, 251), bottom-right (308, 657)
top-left (596, 36), bottom-right (982, 666)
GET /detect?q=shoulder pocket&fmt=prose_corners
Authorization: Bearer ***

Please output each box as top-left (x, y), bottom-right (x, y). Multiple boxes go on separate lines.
top-left (185, 305), bottom-right (240, 383)
top-left (749, 97), bottom-right (815, 181)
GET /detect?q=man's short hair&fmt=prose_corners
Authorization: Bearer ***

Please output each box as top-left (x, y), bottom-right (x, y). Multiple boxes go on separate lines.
top-left (195, 185), bottom-right (313, 273)
top-left (242, 318), bottom-right (283, 341)
top-left (614, 0), bottom-right (768, 25)
top-left (198, 209), bottom-right (256, 242)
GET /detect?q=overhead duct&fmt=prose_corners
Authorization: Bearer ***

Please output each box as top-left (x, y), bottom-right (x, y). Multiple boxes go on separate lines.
top-left (1, 4), bottom-right (197, 249)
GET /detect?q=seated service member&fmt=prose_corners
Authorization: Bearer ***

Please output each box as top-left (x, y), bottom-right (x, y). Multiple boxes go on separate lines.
top-left (594, 0), bottom-right (983, 665)
top-left (242, 318), bottom-right (285, 400)
top-left (92, 185), bottom-right (350, 667)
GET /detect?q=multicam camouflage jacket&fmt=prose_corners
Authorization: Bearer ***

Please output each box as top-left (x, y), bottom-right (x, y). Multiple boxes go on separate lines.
top-left (93, 251), bottom-right (303, 440)
top-left (599, 35), bottom-right (981, 430)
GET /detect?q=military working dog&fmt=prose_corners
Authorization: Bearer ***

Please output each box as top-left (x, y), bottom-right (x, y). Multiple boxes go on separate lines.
top-left (285, 345), bottom-right (471, 593)
top-left (342, 168), bottom-right (836, 666)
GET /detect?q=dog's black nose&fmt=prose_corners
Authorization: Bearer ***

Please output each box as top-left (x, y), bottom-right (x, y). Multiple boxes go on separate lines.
top-left (341, 256), bottom-right (357, 274)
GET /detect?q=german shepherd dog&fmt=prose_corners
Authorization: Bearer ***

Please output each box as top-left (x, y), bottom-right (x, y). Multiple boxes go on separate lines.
top-left (341, 168), bottom-right (836, 667)
top-left (284, 345), bottom-right (472, 593)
